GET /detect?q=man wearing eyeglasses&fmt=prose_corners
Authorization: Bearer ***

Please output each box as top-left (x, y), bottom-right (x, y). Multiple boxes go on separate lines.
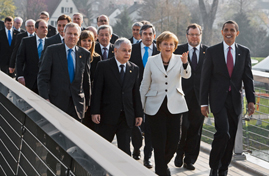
top-left (174, 23), bottom-right (208, 170)
top-left (96, 15), bottom-right (118, 44)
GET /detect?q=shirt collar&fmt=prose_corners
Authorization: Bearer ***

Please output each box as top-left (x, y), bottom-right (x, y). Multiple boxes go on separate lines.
top-left (27, 32), bottom-right (35, 36)
top-left (141, 42), bottom-right (153, 50)
top-left (115, 57), bottom-right (126, 67)
top-left (65, 44), bottom-right (76, 52)
top-left (223, 41), bottom-right (235, 51)
top-left (100, 43), bottom-right (110, 50)
top-left (188, 43), bottom-right (200, 51)
top-left (36, 35), bottom-right (46, 42)
top-left (5, 27), bottom-right (13, 34)
top-left (59, 34), bottom-right (64, 41)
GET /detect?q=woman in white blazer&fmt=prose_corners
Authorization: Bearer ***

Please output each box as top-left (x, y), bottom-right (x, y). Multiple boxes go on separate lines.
top-left (140, 31), bottom-right (191, 176)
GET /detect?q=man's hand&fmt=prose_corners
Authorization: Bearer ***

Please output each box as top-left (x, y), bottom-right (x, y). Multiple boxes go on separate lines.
top-left (9, 67), bottom-right (15, 73)
top-left (135, 117), bottom-right (142, 126)
top-left (248, 102), bottom-right (255, 116)
top-left (85, 106), bottom-right (88, 112)
top-left (18, 77), bottom-right (25, 86)
top-left (92, 114), bottom-right (101, 124)
top-left (201, 106), bottom-right (209, 117)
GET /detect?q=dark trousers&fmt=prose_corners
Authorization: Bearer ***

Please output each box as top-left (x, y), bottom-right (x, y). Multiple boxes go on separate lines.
top-left (148, 98), bottom-right (182, 176)
top-left (67, 97), bottom-right (82, 122)
top-left (209, 92), bottom-right (239, 171)
top-left (176, 91), bottom-right (204, 164)
top-left (131, 125), bottom-right (143, 151)
top-left (144, 115), bottom-right (153, 160)
top-left (96, 112), bottom-right (132, 155)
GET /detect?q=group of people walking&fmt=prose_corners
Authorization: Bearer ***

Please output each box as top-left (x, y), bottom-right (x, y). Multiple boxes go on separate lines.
top-left (0, 10), bottom-right (256, 176)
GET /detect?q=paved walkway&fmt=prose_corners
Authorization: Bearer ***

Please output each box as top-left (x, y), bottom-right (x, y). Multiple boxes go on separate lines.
top-left (112, 140), bottom-right (269, 176)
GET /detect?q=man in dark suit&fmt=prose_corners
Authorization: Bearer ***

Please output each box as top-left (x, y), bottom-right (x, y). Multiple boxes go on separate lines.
top-left (0, 20), bottom-right (4, 30)
top-left (200, 20), bottom-right (255, 176)
top-left (13, 17), bottom-right (25, 33)
top-left (91, 38), bottom-right (143, 155)
top-left (73, 13), bottom-right (85, 31)
top-left (97, 15), bottom-right (119, 44)
top-left (129, 24), bottom-right (159, 168)
top-left (9, 19), bottom-right (36, 74)
top-left (129, 22), bottom-right (142, 44)
top-left (40, 11), bottom-right (56, 37)
top-left (95, 25), bottom-right (114, 59)
top-left (38, 22), bottom-right (91, 121)
top-left (0, 16), bottom-right (19, 75)
top-left (174, 23), bottom-right (208, 170)
top-left (16, 19), bottom-right (48, 93)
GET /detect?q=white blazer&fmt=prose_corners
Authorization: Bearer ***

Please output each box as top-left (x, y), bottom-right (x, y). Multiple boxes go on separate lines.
top-left (140, 53), bottom-right (191, 115)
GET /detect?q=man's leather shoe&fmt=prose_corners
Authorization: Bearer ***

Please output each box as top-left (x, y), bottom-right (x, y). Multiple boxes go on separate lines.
top-left (219, 169), bottom-right (228, 176)
top-left (174, 154), bottom-right (183, 167)
top-left (132, 149), bottom-right (141, 160)
top-left (143, 159), bottom-right (153, 168)
top-left (183, 163), bottom-right (195, 170)
top-left (209, 169), bottom-right (218, 176)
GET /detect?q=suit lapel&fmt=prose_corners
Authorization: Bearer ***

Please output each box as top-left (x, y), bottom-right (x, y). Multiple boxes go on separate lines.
top-left (232, 43), bottom-right (241, 78)
top-left (197, 44), bottom-right (206, 69)
top-left (152, 43), bottom-right (159, 55)
top-left (123, 61), bottom-right (132, 89)
top-left (153, 54), bottom-right (166, 75)
top-left (74, 46), bottom-right (81, 81)
top-left (110, 58), bottom-right (122, 85)
top-left (166, 54), bottom-right (177, 72)
top-left (219, 42), bottom-right (230, 78)
top-left (58, 44), bottom-right (70, 81)
top-left (31, 36), bottom-right (39, 60)
top-left (108, 44), bottom-right (114, 58)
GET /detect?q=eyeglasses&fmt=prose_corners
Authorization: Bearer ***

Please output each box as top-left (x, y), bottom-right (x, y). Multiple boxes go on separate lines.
top-left (98, 20), bottom-right (107, 23)
top-left (187, 34), bottom-right (201, 37)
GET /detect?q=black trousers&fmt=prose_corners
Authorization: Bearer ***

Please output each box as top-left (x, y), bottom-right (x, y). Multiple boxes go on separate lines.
top-left (147, 97), bottom-right (182, 176)
top-left (209, 92), bottom-right (239, 171)
top-left (131, 125), bottom-right (143, 151)
top-left (67, 97), bottom-right (82, 122)
top-left (95, 111), bottom-right (132, 155)
top-left (176, 90), bottom-right (204, 164)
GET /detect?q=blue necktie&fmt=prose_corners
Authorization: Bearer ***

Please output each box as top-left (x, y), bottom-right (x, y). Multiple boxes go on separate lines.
top-left (8, 30), bottom-right (12, 46)
top-left (37, 39), bottom-right (43, 59)
top-left (142, 46), bottom-right (149, 67)
top-left (68, 49), bottom-right (75, 82)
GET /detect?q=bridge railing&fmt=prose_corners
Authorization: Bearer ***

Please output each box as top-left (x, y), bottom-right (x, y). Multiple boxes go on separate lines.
top-left (0, 71), bottom-right (155, 176)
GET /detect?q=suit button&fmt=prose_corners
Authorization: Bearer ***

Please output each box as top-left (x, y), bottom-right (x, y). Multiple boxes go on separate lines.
top-left (165, 89), bottom-right (167, 92)
top-left (122, 92), bottom-right (124, 94)
top-left (165, 82), bottom-right (168, 85)
top-left (165, 75), bottom-right (167, 78)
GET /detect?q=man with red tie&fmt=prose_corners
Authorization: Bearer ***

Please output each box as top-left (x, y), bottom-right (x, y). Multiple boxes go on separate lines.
top-left (200, 20), bottom-right (255, 176)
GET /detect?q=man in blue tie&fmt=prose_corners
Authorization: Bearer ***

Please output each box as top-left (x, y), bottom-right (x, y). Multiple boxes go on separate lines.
top-left (0, 16), bottom-right (19, 76)
top-left (16, 19), bottom-right (48, 93)
top-left (129, 23), bottom-right (159, 168)
top-left (38, 22), bottom-right (91, 122)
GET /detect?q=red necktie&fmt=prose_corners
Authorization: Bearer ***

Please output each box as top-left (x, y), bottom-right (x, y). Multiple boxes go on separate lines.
top-left (227, 46), bottom-right (233, 91)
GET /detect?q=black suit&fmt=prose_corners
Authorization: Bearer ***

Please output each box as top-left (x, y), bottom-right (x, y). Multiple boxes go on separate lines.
top-left (0, 21), bottom-right (4, 30)
top-left (38, 44), bottom-right (91, 120)
top-left (10, 32), bottom-right (30, 69)
top-left (0, 28), bottom-right (19, 74)
top-left (14, 28), bottom-right (26, 33)
top-left (174, 43), bottom-right (208, 165)
top-left (129, 41), bottom-right (159, 160)
top-left (90, 58), bottom-right (143, 155)
top-left (95, 43), bottom-right (114, 59)
top-left (200, 42), bottom-right (255, 171)
top-left (16, 36), bottom-right (47, 93)
top-left (47, 25), bottom-right (56, 37)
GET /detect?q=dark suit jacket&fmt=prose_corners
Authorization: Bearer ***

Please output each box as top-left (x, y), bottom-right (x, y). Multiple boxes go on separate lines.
top-left (90, 54), bottom-right (101, 83)
top-left (129, 41), bottom-right (159, 84)
top-left (0, 29), bottom-right (19, 72)
top-left (174, 43), bottom-right (208, 104)
top-left (37, 44), bottom-right (91, 119)
top-left (91, 57), bottom-right (143, 128)
top-left (200, 42), bottom-right (255, 115)
top-left (47, 25), bottom-right (56, 37)
top-left (10, 32), bottom-right (29, 68)
top-left (16, 36), bottom-right (47, 90)
top-left (0, 21), bottom-right (4, 30)
top-left (14, 28), bottom-right (26, 33)
top-left (95, 43), bottom-right (114, 59)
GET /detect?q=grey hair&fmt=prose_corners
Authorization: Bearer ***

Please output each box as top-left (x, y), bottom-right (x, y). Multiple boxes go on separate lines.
top-left (14, 17), bottom-right (23, 23)
top-left (114, 38), bottom-right (132, 49)
top-left (64, 22), bottom-right (81, 34)
top-left (25, 19), bottom-right (35, 26)
top-left (132, 22), bottom-right (143, 28)
top-left (73, 13), bottom-right (83, 19)
top-left (97, 25), bottom-right (113, 35)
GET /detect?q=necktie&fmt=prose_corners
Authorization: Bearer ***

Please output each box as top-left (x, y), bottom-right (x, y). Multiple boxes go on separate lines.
top-left (227, 46), bottom-right (233, 91)
top-left (136, 40), bottom-right (139, 44)
top-left (103, 48), bottom-right (107, 60)
top-left (68, 49), bottom-right (75, 82)
top-left (30, 33), bottom-right (33, 36)
top-left (62, 39), bottom-right (64, 43)
top-left (37, 39), bottom-right (43, 59)
top-left (8, 30), bottom-right (12, 46)
top-left (120, 64), bottom-right (125, 83)
top-left (192, 47), bottom-right (197, 70)
top-left (143, 46), bottom-right (149, 67)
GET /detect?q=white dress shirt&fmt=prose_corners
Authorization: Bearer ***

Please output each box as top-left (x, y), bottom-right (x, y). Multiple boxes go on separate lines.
top-left (140, 42), bottom-right (153, 59)
top-left (188, 43), bottom-right (200, 63)
top-left (5, 27), bottom-right (13, 40)
top-left (133, 38), bottom-right (140, 44)
top-left (115, 58), bottom-right (126, 72)
top-left (99, 43), bottom-right (110, 58)
top-left (65, 44), bottom-right (76, 70)
top-left (223, 41), bottom-right (236, 65)
top-left (36, 35), bottom-right (46, 49)
top-left (27, 32), bottom-right (35, 36)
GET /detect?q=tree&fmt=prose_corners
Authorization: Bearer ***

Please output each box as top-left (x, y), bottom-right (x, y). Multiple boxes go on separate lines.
top-left (113, 8), bottom-right (133, 38)
top-left (27, 0), bottom-right (47, 20)
top-left (199, 0), bottom-right (219, 45)
top-left (0, 0), bottom-right (16, 20)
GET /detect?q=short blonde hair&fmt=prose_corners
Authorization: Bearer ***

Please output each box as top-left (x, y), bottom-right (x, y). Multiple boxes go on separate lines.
top-left (156, 31), bottom-right (178, 51)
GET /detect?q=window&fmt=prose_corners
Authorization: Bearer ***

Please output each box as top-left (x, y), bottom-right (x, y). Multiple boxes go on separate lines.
top-left (51, 21), bottom-right (54, 26)
top-left (70, 7), bottom-right (73, 13)
top-left (61, 7), bottom-right (64, 13)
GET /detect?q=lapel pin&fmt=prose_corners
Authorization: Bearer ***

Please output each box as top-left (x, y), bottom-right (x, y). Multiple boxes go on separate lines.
top-left (203, 52), bottom-right (205, 54)
top-left (49, 29), bottom-right (51, 31)
top-left (238, 54), bottom-right (240, 56)
top-left (112, 51), bottom-right (114, 53)
top-left (130, 70), bottom-right (132, 73)
top-left (79, 55), bottom-right (82, 58)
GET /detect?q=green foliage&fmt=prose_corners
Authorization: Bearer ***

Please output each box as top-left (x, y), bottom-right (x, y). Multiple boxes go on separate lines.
top-left (112, 8), bottom-right (133, 38)
top-left (0, 0), bottom-right (16, 20)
